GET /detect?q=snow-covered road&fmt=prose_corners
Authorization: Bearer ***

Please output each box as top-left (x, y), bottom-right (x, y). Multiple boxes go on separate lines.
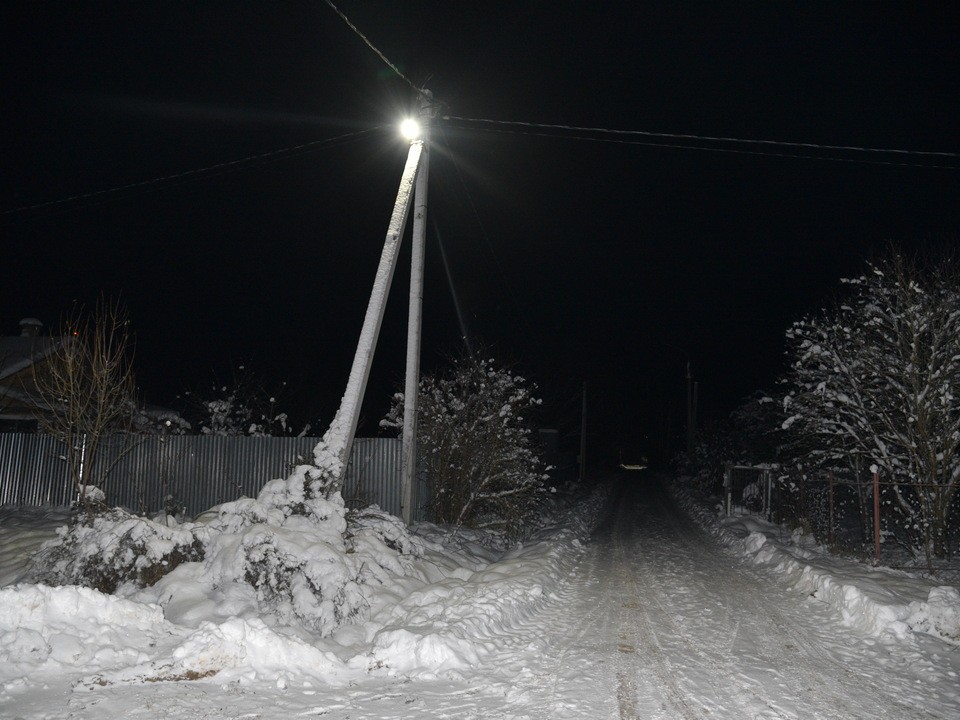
top-left (4, 478), bottom-right (959, 719)
top-left (568, 479), bottom-right (959, 719)
top-left (443, 477), bottom-right (959, 720)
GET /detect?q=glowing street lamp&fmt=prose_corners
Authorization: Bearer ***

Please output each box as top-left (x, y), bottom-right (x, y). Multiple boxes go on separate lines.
top-left (400, 118), bottom-right (421, 141)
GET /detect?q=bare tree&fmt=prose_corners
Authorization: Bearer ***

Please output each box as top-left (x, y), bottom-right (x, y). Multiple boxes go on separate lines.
top-left (33, 300), bottom-right (136, 510)
top-left (781, 252), bottom-right (960, 563)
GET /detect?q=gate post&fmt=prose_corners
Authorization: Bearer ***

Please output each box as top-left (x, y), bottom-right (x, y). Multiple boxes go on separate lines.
top-left (828, 470), bottom-right (834, 546)
top-left (873, 468), bottom-right (881, 564)
top-left (723, 463), bottom-right (732, 516)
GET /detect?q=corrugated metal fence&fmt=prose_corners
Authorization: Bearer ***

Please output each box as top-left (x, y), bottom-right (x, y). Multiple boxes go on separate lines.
top-left (0, 433), bottom-right (428, 520)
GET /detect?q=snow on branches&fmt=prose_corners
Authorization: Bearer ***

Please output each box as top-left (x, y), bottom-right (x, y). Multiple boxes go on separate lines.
top-left (382, 355), bottom-right (549, 535)
top-left (780, 252), bottom-right (960, 560)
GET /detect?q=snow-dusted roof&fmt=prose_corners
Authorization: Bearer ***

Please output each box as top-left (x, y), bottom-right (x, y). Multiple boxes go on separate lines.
top-left (0, 336), bottom-right (61, 382)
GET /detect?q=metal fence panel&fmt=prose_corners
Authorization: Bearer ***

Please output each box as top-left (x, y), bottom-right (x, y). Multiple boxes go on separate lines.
top-left (0, 434), bottom-right (422, 520)
top-left (723, 464), bottom-right (772, 516)
top-left (0, 434), bottom-right (22, 505)
top-left (0, 434), bottom-right (72, 506)
top-left (723, 464), bottom-right (960, 574)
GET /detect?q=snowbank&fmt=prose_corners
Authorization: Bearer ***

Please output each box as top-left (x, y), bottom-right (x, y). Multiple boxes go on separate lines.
top-left (0, 479), bottom-right (609, 704)
top-left (671, 480), bottom-right (960, 646)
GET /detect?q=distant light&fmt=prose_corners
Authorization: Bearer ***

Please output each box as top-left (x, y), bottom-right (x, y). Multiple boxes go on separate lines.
top-left (400, 118), bottom-right (421, 141)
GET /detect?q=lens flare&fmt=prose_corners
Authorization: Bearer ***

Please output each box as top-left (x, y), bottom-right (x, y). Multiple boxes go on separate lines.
top-left (400, 118), bottom-right (421, 141)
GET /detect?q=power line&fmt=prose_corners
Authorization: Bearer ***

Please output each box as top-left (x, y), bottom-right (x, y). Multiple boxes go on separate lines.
top-left (442, 121), bottom-right (959, 171)
top-left (443, 115), bottom-right (960, 159)
top-left (3, 127), bottom-right (383, 217)
top-left (322, 0), bottom-right (423, 95)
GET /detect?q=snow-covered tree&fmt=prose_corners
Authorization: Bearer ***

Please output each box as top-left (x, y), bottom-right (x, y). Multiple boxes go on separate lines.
top-left (780, 253), bottom-right (960, 561)
top-left (382, 355), bottom-right (548, 534)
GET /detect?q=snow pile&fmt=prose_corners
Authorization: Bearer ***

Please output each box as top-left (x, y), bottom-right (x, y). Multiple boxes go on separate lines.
top-left (97, 616), bottom-right (352, 689)
top-left (672, 479), bottom-right (960, 646)
top-left (135, 462), bottom-right (427, 639)
top-left (348, 483), bottom-right (609, 678)
top-left (907, 586), bottom-right (960, 645)
top-left (364, 525), bottom-right (583, 677)
top-left (0, 476), bottom-right (608, 701)
top-left (0, 584), bottom-right (174, 692)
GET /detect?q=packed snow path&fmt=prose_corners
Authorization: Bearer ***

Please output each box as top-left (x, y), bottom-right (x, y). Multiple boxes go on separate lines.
top-left (530, 478), bottom-right (960, 720)
top-left (5, 479), bottom-right (959, 719)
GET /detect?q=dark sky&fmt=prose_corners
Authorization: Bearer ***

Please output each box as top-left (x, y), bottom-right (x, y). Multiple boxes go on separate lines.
top-left (2, 2), bottom-right (958, 463)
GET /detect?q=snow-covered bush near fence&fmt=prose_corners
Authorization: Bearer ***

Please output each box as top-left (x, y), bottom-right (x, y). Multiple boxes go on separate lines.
top-left (29, 507), bottom-right (207, 594)
top-left (382, 354), bottom-right (549, 535)
top-left (27, 457), bottom-right (426, 639)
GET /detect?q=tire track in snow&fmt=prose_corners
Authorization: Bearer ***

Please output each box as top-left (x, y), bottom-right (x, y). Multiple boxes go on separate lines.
top-left (611, 485), bottom-right (739, 720)
top-left (639, 478), bottom-right (954, 719)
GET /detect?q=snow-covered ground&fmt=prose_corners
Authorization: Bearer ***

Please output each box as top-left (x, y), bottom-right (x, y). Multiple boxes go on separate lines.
top-left (1, 475), bottom-right (958, 719)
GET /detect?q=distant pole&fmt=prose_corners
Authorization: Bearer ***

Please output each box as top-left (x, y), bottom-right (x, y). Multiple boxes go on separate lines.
top-left (401, 90), bottom-right (433, 524)
top-left (580, 381), bottom-right (587, 480)
top-left (692, 379), bottom-right (699, 448)
top-left (686, 362), bottom-right (694, 459)
top-left (326, 139), bottom-right (423, 482)
top-left (873, 468), bottom-right (881, 564)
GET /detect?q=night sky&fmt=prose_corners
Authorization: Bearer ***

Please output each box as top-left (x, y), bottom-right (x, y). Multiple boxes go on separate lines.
top-left (2, 2), bottom-right (958, 464)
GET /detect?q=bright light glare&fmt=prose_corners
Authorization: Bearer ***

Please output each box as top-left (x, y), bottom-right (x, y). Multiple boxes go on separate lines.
top-left (400, 118), bottom-right (421, 141)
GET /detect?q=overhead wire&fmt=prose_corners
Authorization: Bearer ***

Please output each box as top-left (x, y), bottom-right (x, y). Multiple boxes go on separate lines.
top-left (443, 115), bottom-right (960, 160)
top-left (440, 122), bottom-right (959, 171)
top-left (322, 0), bottom-right (423, 96)
top-left (3, 126), bottom-right (384, 217)
top-left (10, 4), bottom-right (954, 221)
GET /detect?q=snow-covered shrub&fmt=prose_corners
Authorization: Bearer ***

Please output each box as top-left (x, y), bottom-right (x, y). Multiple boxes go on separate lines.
top-left (131, 407), bottom-right (191, 435)
top-left (673, 421), bottom-right (735, 496)
top-left (29, 508), bottom-right (207, 594)
top-left (382, 354), bottom-right (548, 535)
top-left (181, 367), bottom-right (296, 437)
top-left (199, 461), bottom-right (362, 633)
top-left (239, 525), bottom-right (365, 635)
top-left (199, 458), bottom-right (418, 635)
top-left (27, 440), bottom-right (427, 638)
top-left (346, 505), bottom-right (424, 582)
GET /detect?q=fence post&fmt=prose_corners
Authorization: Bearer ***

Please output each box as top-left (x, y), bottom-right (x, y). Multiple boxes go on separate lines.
top-left (723, 464), bottom-right (731, 516)
top-left (873, 469), bottom-right (881, 564)
top-left (828, 470), bottom-right (834, 546)
top-left (764, 469), bottom-right (772, 521)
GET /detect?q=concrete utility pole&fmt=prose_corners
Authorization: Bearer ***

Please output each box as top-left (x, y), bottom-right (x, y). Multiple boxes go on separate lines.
top-left (686, 362), bottom-right (697, 459)
top-left (579, 381), bottom-right (588, 481)
top-left (327, 132), bottom-right (423, 482)
top-left (401, 90), bottom-right (433, 524)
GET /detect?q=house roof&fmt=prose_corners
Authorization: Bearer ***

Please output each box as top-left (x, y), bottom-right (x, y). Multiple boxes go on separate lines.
top-left (0, 336), bottom-right (61, 382)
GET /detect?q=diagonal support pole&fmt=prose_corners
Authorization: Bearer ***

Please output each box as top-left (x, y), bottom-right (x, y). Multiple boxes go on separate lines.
top-left (323, 141), bottom-right (424, 483)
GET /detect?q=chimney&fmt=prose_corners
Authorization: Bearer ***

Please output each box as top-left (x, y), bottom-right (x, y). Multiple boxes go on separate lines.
top-left (19, 318), bottom-right (43, 337)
